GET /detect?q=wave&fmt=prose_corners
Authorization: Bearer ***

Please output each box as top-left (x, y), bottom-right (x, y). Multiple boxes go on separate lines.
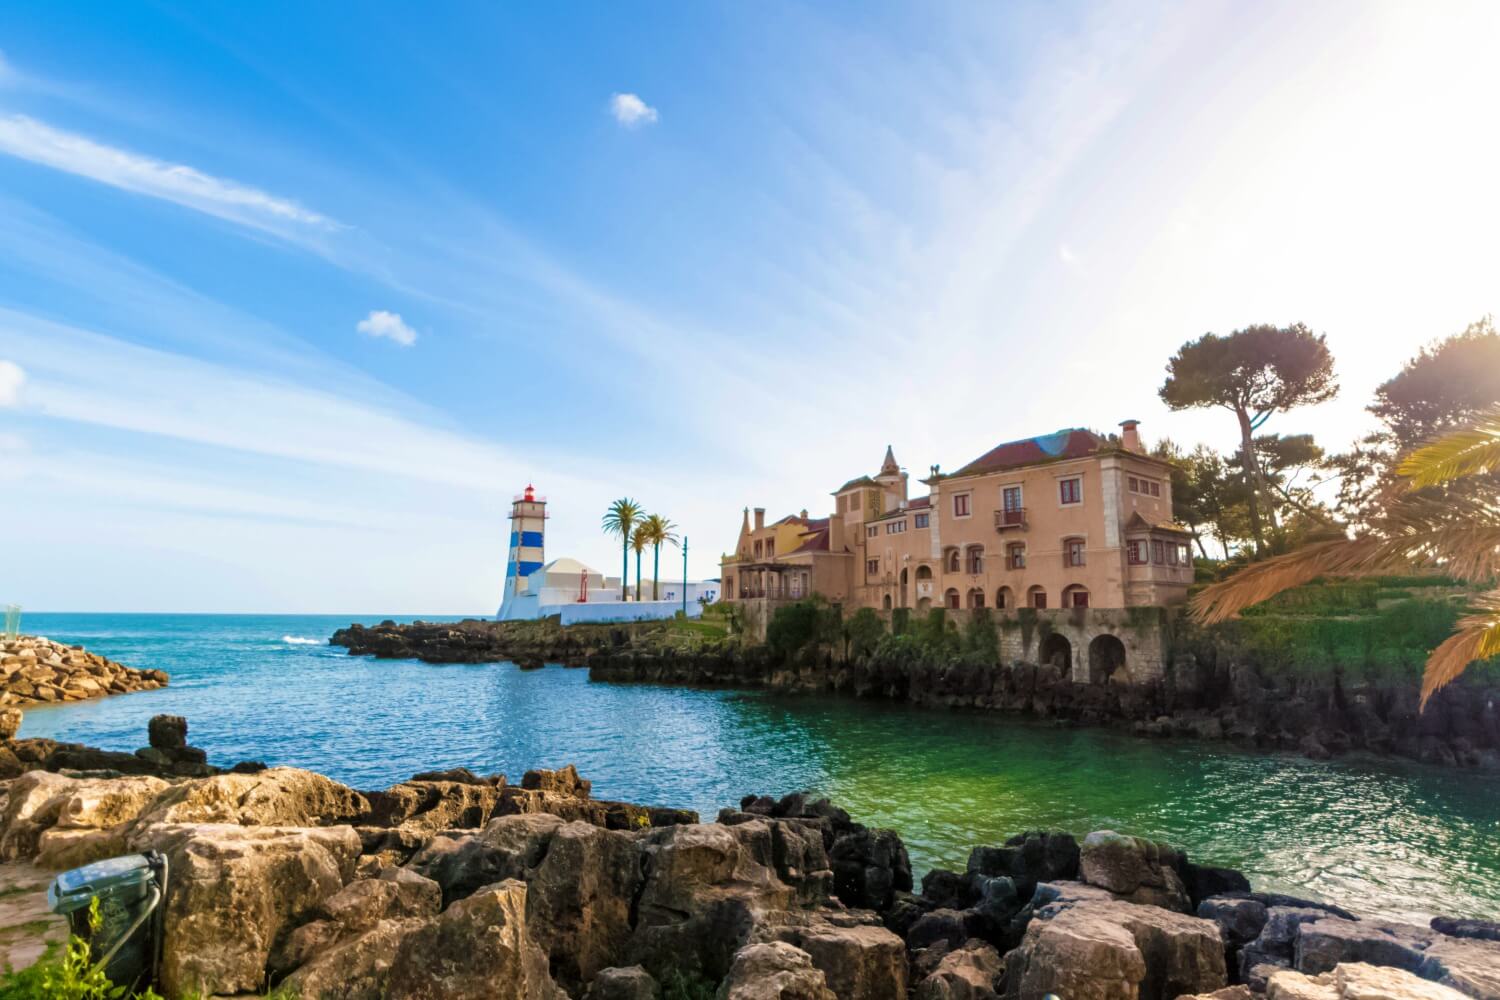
top-left (281, 635), bottom-right (321, 646)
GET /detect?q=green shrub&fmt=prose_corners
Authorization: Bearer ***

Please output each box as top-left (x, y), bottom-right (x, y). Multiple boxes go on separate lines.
top-left (844, 607), bottom-right (886, 661)
top-left (962, 608), bottom-right (998, 660)
top-left (766, 600), bottom-right (829, 658)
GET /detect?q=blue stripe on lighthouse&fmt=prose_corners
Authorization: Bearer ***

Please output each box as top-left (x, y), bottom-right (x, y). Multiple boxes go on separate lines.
top-left (517, 561), bottom-right (543, 577)
top-left (519, 531), bottom-right (544, 547)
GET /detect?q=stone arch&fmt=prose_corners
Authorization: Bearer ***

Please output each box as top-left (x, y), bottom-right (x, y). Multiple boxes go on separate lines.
top-left (882, 594), bottom-right (893, 610)
top-left (915, 564), bottom-right (934, 581)
top-left (967, 587), bottom-right (985, 608)
top-left (1040, 632), bottom-right (1072, 672)
top-left (1089, 634), bottom-right (1127, 684)
top-left (899, 567), bottom-right (909, 608)
top-left (995, 586), bottom-right (1013, 609)
top-left (944, 588), bottom-right (961, 609)
top-left (1061, 584), bottom-right (1089, 609)
top-left (917, 596), bottom-right (932, 613)
top-left (1027, 585), bottom-right (1047, 609)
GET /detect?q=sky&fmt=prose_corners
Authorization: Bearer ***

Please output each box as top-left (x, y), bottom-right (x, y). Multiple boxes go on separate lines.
top-left (0, 1), bottom-right (1496, 614)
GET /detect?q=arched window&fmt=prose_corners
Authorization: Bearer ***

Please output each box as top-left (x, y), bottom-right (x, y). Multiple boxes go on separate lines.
top-left (1062, 584), bottom-right (1089, 608)
top-left (917, 596), bottom-right (933, 613)
top-left (966, 545), bottom-right (985, 574)
top-left (1027, 585), bottom-right (1047, 609)
top-left (996, 586), bottom-right (1013, 609)
top-left (1063, 537), bottom-right (1086, 568)
top-left (915, 564), bottom-right (933, 581)
top-left (1008, 543), bottom-right (1026, 570)
top-left (968, 588), bottom-right (986, 608)
top-left (944, 588), bottom-right (961, 609)
top-left (945, 548), bottom-right (961, 574)
top-left (882, 594), bottom-right (893, 610)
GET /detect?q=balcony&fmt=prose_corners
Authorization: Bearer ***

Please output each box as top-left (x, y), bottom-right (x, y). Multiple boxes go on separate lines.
top-left (994, 507), bottom-right (1027, 530)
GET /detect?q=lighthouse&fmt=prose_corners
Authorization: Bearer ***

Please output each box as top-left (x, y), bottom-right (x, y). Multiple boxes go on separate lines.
top-left (497, 484), bottom-right (547, 620)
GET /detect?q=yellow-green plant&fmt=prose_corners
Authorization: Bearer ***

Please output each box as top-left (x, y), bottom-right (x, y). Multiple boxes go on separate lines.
top-left (602, 498), bottom-right (645, 600)
top-left (637, 514), bottom-right (680, 601)
top-left (1192, 406), bottom-right (1500, 706)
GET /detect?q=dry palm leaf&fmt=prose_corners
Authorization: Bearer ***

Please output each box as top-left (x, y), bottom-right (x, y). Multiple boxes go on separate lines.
top-left (1421, 592), bottom-right (1500, 707)
top-left (1398, 406), bottom-right (1500, 488)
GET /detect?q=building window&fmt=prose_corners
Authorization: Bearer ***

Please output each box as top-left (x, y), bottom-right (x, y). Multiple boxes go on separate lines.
top-left (754, 540), bottom-right (763, 557)
top-left (1065, 586), bottom-right (1089, 608)
top-left (1149, 481), bottom-right (1161, 498)
top-left (1002, 485), bottom-right (1023, 511)
top-left (1059, 477), bottom-right (1082, 505)
top-left (954, 493), bottom-right (971, 517)
top-left (1166, 543), bottom-right (1179, 566)
top-left (945, 548), bottom-right (961, 573)
top-left (766, 540), bottom-right (774, 558)
top-left (914, 512), bottom-right (930, 529)
top-left (996, 586), bottom-right (1012, 609)
top-left (887, 520), bottom-right (906, 534)
top-left (968, 588), bottom-right (986, 608)
top-left (1029, 587), bottom-right (1047, 609)
top-left (1064, 538), bottom-right (1085, 567)
top-left (945, 588), bottom-right (961, 609)
top-left (1127, 540), bottom-right (1148, 565)
top-left (1152, 539), bottom-right (1166, 564)
top-left (1180, 543), bottom-right (1192, 564)
top-left (867, 559), bottom-right (880, 575)
top-left (1128, 476), bottom-right (1139, 493)
top-left (966, 546), bottom-right (984, 574)
top-left (836, 495), bottom-right (847, 514)
top-left (866, 525), bottom-right (878, 538)
top-left (1008, 543), bottom-right (1026, 570)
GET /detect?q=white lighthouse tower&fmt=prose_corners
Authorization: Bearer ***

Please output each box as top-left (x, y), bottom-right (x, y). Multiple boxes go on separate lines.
top-left (497, 484), bottom-right (547, 619)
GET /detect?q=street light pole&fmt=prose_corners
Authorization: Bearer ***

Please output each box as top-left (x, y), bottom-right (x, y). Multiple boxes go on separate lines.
top-left (681, 536), bottom-right (689, 617)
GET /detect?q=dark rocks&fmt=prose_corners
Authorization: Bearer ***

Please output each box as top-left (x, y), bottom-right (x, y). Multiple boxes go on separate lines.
top-left (0, 707), bottom-right (22, 740)
top-left (584, 965), bottom-right (660, 1000)
top-left (966, 830), bottom-right (1079, 899)
top-left (1295, 917), bottom-right (1432, 974)
top-left (921, 869), bottom-right (978, 910)
top-left (1431, 917), bottom-right (1500, 942)
top-left (148, 713), bottom-right (188, 749)
top-left (830, 827), bottom-right (912, 912)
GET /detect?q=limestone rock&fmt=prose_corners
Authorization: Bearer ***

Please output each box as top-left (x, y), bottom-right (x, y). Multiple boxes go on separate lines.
top-left (1267, 963), bottom-right (1471, 1000)
top-left (523, 764), bottom-right (591, 797)
top-left (148, 714), bottom-right (188, 749)
top-left (586, 965), bottom-right (661, 1000)
top-left (718, 942), bottom-right (837, 1000)
top-left (284, 917), bottom-right (422, 1000)
top-left (1295, 917), bottom-right (1432, 975)
top-left (141, 822), bottom-right (362, 998)
top-left (1081, 830), bottom-right (1192, 912)
top-left (0, 707), bottom-right (21, 740)
top-left (0, 771), bottom-right (84, 860)
top-left (363, 779), bottom-right (505, 834)
top-left (406, 812), bottom-right (566, 906)
top-left (132, 767), bottom-right (369, 828)
top-left (915, 940), bottom-right (1002, 1000)
top-left (384, 879), bottom-right (563, 1000)
top-left (1003, 894), bottom-right (1147, 1000)
top-left (778, 919), bottom-right (908, 1000)
top-left (1418, 935), bottom-right (1500, 1000)
top-left (1242, 907), bottom-right (1335, 983)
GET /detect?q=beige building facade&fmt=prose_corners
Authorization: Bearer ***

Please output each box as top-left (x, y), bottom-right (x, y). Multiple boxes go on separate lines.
top-left (722, 421), bottom-right (1192, 613)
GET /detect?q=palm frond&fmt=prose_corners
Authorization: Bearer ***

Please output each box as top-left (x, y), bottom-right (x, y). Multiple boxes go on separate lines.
top-left (1398, 407), bottom-right (1500, 488)
top-left (1421, 593), bottom-right (1500, 708)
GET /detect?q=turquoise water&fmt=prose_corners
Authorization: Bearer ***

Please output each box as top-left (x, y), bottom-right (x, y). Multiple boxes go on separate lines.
top-left (15, 613), bottom-right (1500, 924)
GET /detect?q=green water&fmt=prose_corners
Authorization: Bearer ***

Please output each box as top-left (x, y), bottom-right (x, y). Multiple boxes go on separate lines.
top-left (18, 614), bottom-right (1500, 925)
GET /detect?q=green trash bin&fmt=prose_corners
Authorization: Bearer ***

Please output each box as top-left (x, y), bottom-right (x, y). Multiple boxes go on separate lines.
top-left (47, 852), bottom-right (168, 991)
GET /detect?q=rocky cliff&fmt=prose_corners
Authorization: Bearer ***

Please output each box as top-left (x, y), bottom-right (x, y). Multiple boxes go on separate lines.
top-left (0, 729), bottom-right (1495, 1000)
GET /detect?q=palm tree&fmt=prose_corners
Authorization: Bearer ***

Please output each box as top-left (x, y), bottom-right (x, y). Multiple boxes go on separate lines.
top-left (638, 514), bottom-right (681, 600)
top-left (1192, 406), bottom-right (1500, 707)
top-left (631, 524), bottom-right (649, 602)
top-left (602, 498), bottom-right (644, 600)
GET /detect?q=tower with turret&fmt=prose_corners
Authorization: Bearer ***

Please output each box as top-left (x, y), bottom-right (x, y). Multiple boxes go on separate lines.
top-left (498, 484), bottom-right (547, 619)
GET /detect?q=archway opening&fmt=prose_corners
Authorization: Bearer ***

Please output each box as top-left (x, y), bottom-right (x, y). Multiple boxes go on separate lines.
top-left (996, 586), bottom-right (1013, 609)
top-left (882, 594), bottom-right (893, 610)
top-left (1027, 585), bottom-right (1047, 609)
top-left (916, 596), bottom-right (932, 613)
top-left (899, 568), bottom-right (909, 608)
top-left (1089, 634), bottom-right (1126, 684)
top-left (1039, 633), bottom-right (1072, 672)
top-left (967, 588), bottom-right (985, 609)
top-left (1062, 584), bottom-right (1089, 609)
top-left (944, 588), bottom-right (961, 609)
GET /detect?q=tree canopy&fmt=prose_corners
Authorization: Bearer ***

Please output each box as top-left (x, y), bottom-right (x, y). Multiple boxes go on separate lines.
top-left (1371, 316), bottom-right (1500, 449)
top-left (1159, 323), bottom-right (1338, 424)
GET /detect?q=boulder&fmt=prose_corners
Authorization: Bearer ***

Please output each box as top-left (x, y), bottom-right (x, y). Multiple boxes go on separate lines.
top-left (1266, 963), bottom-right (1470, 1000)
top-left (915, 940), bottom-right (1002, 1000)
top-left (522, 764), bottom-right (591, 797)
top-left (1198, 896), bottom-right (1269, 975)
top-left (1295, 917), bottom-right (1432, 975)
top-left (142, 823), bottom-right (362, 997)
top-left (1241, 907), bottom-right (1335, 983)
top-left (0, 770), bottom-right (78, 860)
top-left (363, 779), bottom-right (505, 834)
top-left (718, 942), bottom-right (837, 1000)
top-left (777, 919), bottom-right (908, 1000)
top-left (320, 868), bottom-right (443, 931)
top-left (1418, 935), bottom-right (1500, 1000)
top-left (1430, 918), bottom-right (1500, 943)
top-left (967, 831), bottom-right (1080, 899)
top-left (830, 827), bottom-right (912, 912)
top-left (586, 965), bottom-right (661, 1000)
top-left (384, 879), bottom-right (563, 1000)
top-left (132, 768), bottom-right (369, 828)
top-left (0, 707), bottom-right (21, 740)
top-left (1080, 830), bottom-right (1191, 912)
top-left (53, 774), bottom-right (169, 831)
top-left (406, 813), bottom-right (566, 906)
top-left (281, 917), bottom-right (423, 1000)
top-left (148, 714), bottom-right (188, 749)
top-left (921, 869), bottom-right (978, 910)
top-left (1002, 895), bottom-right (1147, 1000)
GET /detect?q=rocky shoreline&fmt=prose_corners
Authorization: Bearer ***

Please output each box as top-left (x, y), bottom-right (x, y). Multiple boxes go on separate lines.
top-left (1, 716), bottom-right (1496, 1000)
top-left (330, 619), bottom-right (1500, 770)
top-left (0, 635), bottom-right (167, 708)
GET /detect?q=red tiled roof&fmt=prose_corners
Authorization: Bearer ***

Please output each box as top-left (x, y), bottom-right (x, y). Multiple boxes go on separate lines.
top-left (907, 496), bottom-right (931, 509)
top-left (790, 528), bottom-right (831, 553)
top-left (952, 428), bottom-right (1104, 477)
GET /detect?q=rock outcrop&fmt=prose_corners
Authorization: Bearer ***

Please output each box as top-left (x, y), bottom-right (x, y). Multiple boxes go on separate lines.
top-left (0, 636), bottom-right (167, 707)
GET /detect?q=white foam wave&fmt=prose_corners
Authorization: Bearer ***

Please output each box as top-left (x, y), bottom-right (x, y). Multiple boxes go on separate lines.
top-left (281, 635), bottom-right (321, 646)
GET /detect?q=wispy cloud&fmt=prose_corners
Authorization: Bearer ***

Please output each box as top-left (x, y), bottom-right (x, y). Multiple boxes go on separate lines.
top-left (0, 360), bottom-right (24, 406)
top-left (0, 114), bottom-right (338, 236)
top-left (609, 93), bottom-right (658, 128)
top-left (356, 309), bottom-right (418, 347)
top-left (0, 49), bottom-right (14, 87)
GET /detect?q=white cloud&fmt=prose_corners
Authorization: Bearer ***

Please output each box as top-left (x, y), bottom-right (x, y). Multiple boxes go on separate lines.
top-left (0, 114), bottom-right (336, 235)
top-left (609, 93), bottom-right (659, 128)
top-left (355, 310), bottom-right (418, 347)
top-left (0, 360), bottom-right (24, 406)
top-left (1058, 244), bottom-right (1078, 265)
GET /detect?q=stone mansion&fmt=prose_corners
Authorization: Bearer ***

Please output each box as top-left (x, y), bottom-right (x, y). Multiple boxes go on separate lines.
top-left (721, 420), bottom-right (1193, 614)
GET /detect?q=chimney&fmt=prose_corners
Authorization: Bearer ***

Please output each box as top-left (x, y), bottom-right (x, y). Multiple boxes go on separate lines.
top-left (799, 509), bottom-right (809, 519)
top-left (1119, 419), bottom-right (1143, 454)
top-left (754, 507), bottom-right (766, 530)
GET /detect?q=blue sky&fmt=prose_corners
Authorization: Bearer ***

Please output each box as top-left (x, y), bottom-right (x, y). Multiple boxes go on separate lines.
top-left (1, 1), bottom-right (1496, 613)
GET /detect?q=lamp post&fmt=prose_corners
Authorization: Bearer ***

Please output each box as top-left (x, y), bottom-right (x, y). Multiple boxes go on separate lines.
top-left (681, 536), bottom-right (689, 617)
